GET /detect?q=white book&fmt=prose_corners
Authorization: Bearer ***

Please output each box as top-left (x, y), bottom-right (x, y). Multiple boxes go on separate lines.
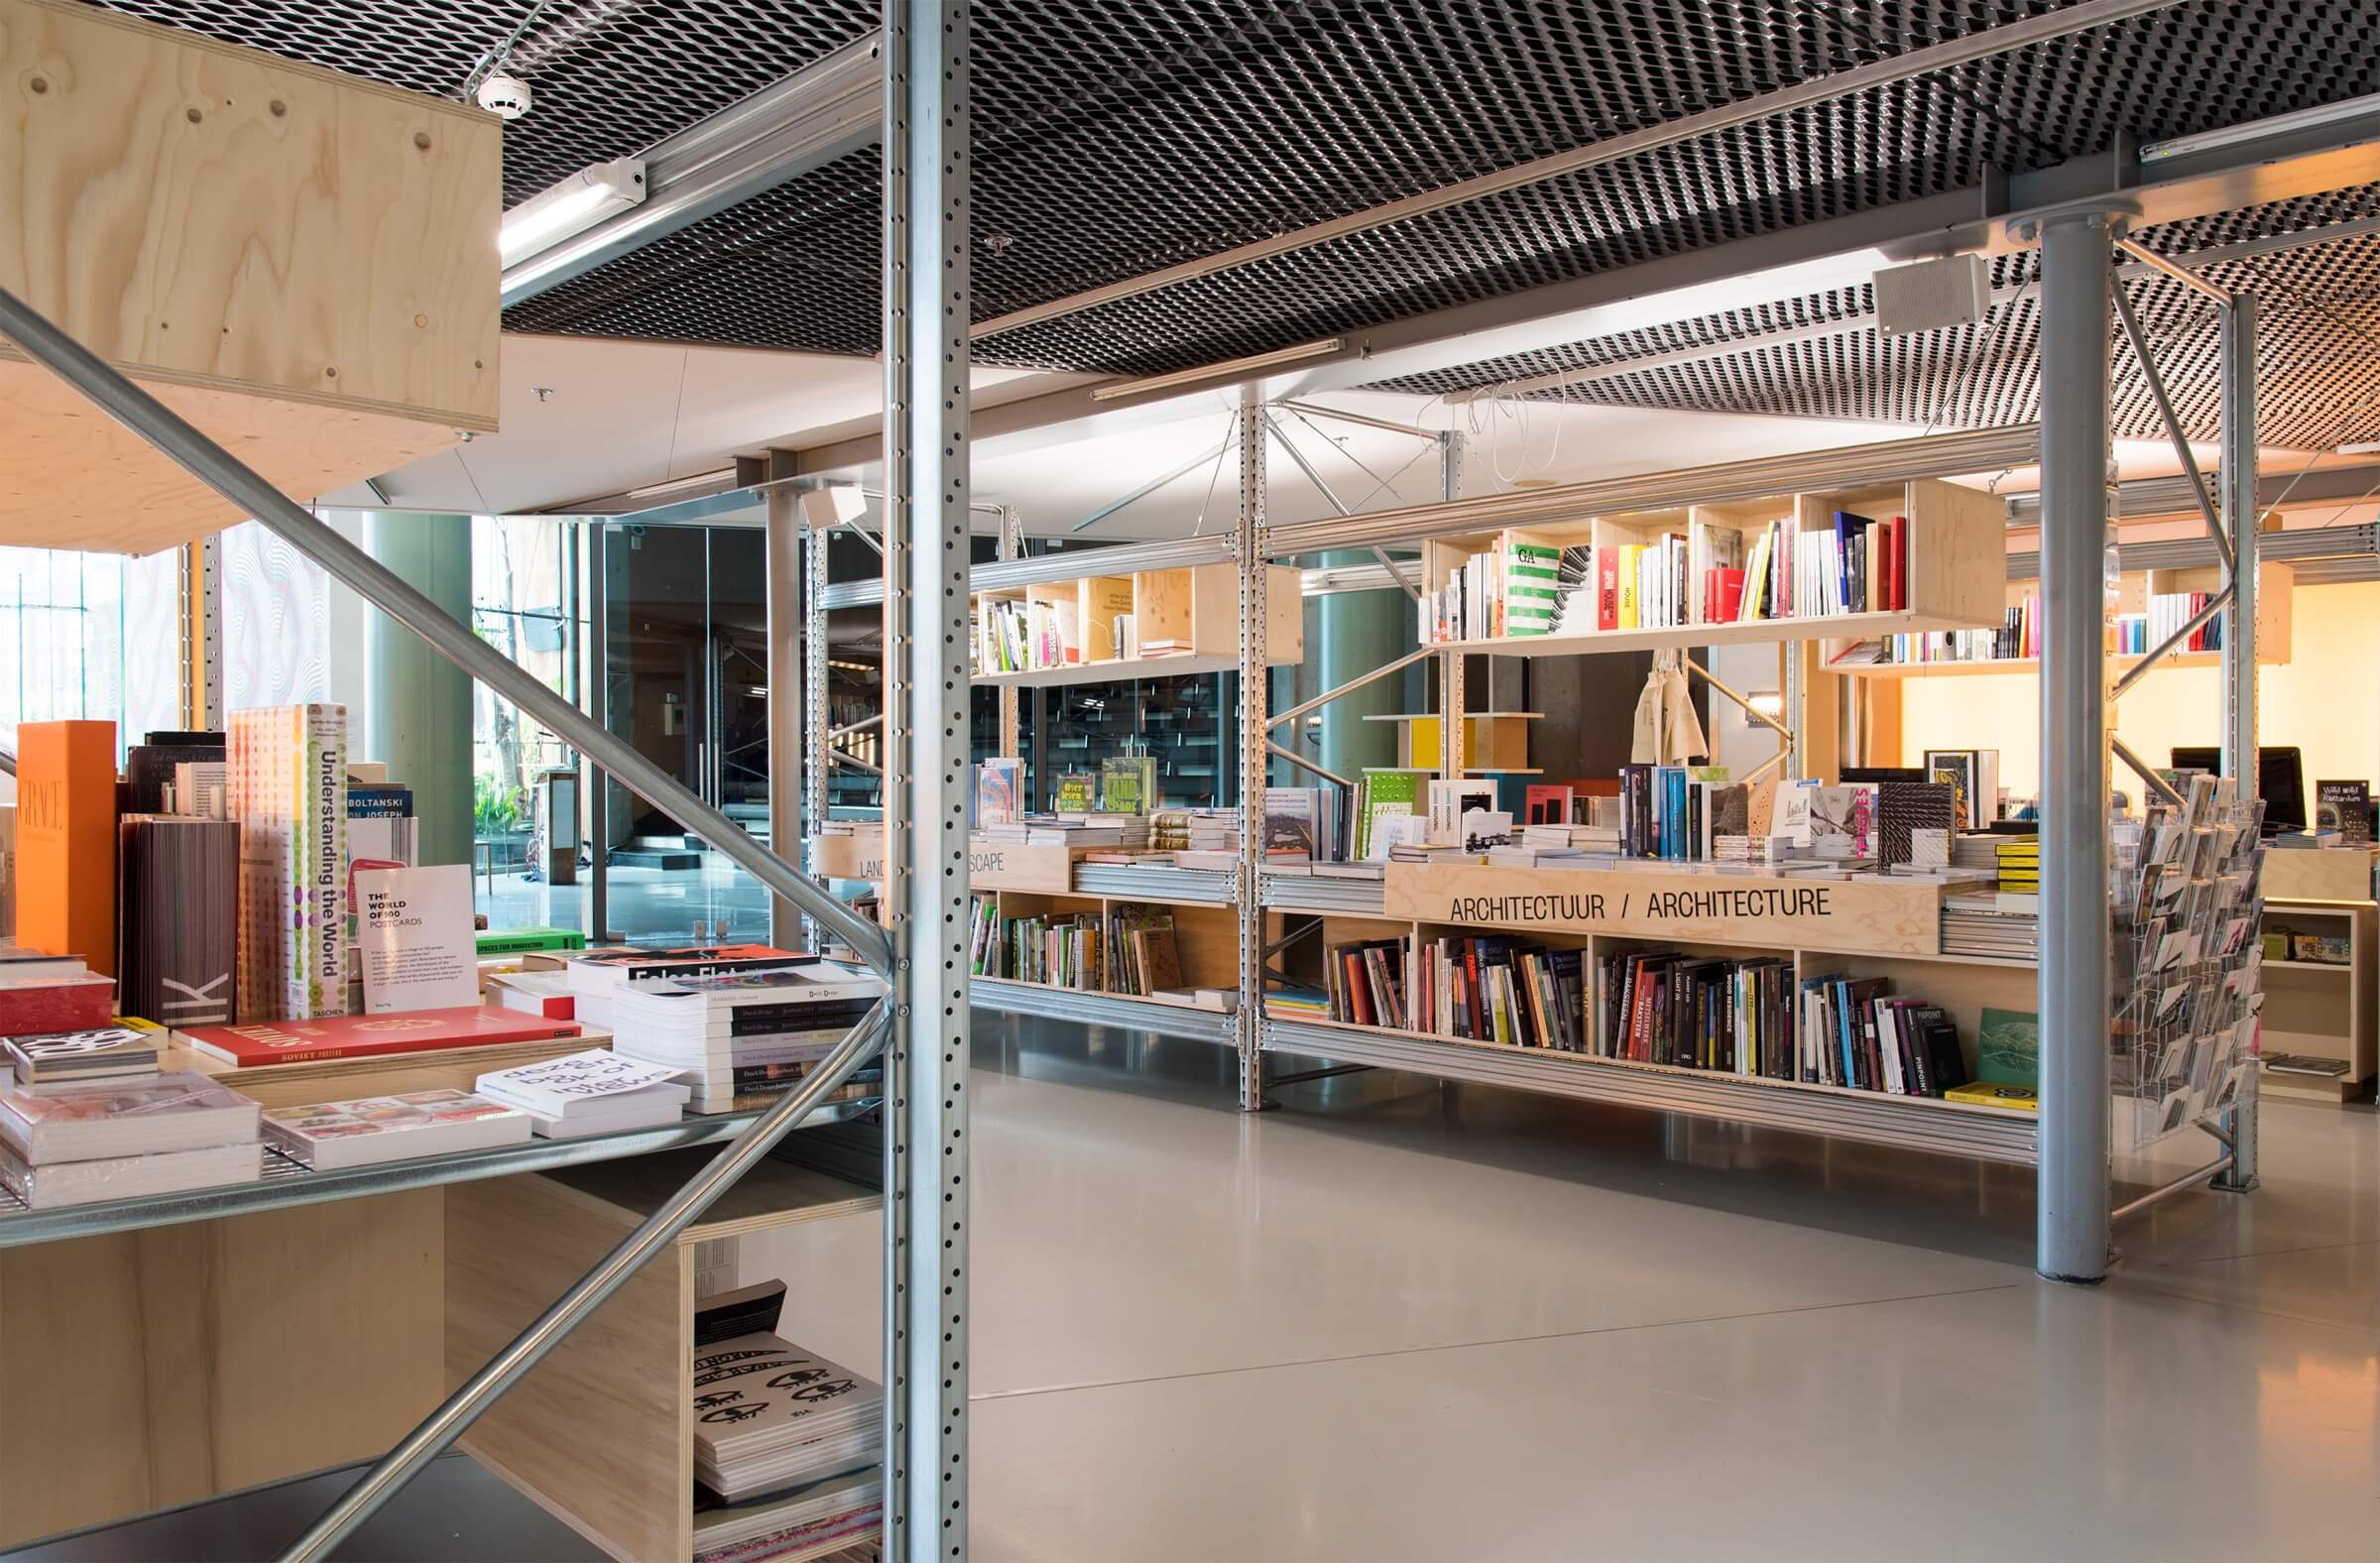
top-left (355, 864), bottom-right (481, 1014)
top-left (518, 1096), bottom-right (687, 1139)
top-left (0, 1138), bottom-right (260, 1208)
top-left (692, 1331), bottom-right (883, 1502)
top-left (475, 1049), bottom-right (692, 1120)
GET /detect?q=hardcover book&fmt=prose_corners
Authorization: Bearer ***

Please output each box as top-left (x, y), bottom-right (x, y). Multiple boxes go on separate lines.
top-left (973, 758), bottom-right (1023, 828)
top-left (116, 815), bottom-right (239, 1029)
top-left (1976, 1007), bottom-right (2040, 1087)
top-left (124, 732), bottom-right (225, 815)
top-left (178, 1006), bottom-right (581, 1068)
top-left (15, 719), bottom-right (120, 976)
top-left (0, 973), bottom-right (117, 1038)
top-left (229, 704), bottom-right (349, 1021)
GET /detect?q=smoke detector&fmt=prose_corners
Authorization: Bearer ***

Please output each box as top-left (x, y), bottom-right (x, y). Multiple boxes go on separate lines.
top-left (477, 72), bottom-right (532, 120)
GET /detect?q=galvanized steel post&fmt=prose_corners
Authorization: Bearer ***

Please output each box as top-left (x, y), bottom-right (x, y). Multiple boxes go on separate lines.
top-left (2215, 293), bottom-right (2263, 1192)
top-left (2030, 206), bottom-right (2122, 1283)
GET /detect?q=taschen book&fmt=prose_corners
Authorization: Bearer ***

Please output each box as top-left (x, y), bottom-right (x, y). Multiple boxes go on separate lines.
top-left (230, 704), bottom-right (349, 1021)
top-left (176, 1006), bottom-right (581, 1067)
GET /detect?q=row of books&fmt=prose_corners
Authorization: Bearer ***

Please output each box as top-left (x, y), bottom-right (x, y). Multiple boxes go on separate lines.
top-left (1288, 931), bottom-right (2026, 1105)
top-left (972, 755), bottom-right (1162, 826)
top-left (2114, 591), bottom-right (2224, 655)
top-left (967, 901), bottom-right (1101, 989)
top-left (1428, 511), bottom-right (1911, 646)
top-left (973, 595), bottom-right (1081, 673)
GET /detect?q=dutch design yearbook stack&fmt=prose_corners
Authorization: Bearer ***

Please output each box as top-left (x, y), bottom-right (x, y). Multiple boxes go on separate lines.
top-left (610, 961), bottom-right (889, 1114)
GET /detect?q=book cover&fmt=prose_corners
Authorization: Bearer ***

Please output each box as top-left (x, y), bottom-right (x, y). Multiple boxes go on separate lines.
top-left (2316, 781), bottom-right (2371, 845)
top-left (261, 1087), bottom-right (530, 1169)
top-left (1524, 784), bottom-right (1570, 826)
top-left (1426, 780), bottom-right (1496, 846)
top-left (1098, 755), bottom-right (1156, 815)
top-left (5, 1025), bottom-right (158, 1085)
top-left (178, 1006), bottom-right (581, 1067)
top-left (1596, 546), bottom-right (1619, 630)
top-left (230, 704), bottom-right (349, 1021)
top-left (475, 927), bottom-right (588, 957)
top-left (0, 974), bottom-right (116, 1038)
top-left (1945, 1080), bottom-right (2038, 1112)
top-left (356, 864), bottom-right (482, 1013)
top-left (1976, 1007), bottom-right (2040, 1087)
top-left (1923, 749), bottom-right (1980, 831)
top-left (1053, 771), bottom-right (1097, 814)
top-left (1874, 782), bottom-right (1956, 870)
top-left (16, 720), bottom-right (119, 976)
top-left (1359, 770), bottom-right (1428, 859)
top-left (972, 758), bottom-right (1022, 828)
top-left (475, 1048), bottom-right (689, 1117)
top-left (1260, 788), bottom-right (1321, 858)
top-left (115, 815), bottom-right (239, 1029)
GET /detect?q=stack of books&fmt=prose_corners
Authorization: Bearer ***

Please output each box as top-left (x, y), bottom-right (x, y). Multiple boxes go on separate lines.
top-left (474, 1049), bottom-right (691, 1139)
top-left (610, 963), bottom-right (888, 1114)
top-left (1941, 894), bottom-right (2041, 959)
top-left (557, 944), bottom-right (806, 1027)
top-left (1026, 814), bottom-right (1149, 850)
top-left (262, 1088), bottom-right (531, 1169)
top-left (1523, 821), bottom-right (1621, 853)
top-left (693, 1469), bottom-right (883, 1563)
top-left (0, 1070), bottom-right (262, 1208)
top-left (0, 966), bottom-right (118, 1037)
top-left (1263, 984), bottom-right (1330, 1018)
top-left (1171, 808), bottom-right (1241, 870)
top-left (692, 1333), bottom-right (882, 1505)
top-left (1995, 837), bottom-right (2040, 898)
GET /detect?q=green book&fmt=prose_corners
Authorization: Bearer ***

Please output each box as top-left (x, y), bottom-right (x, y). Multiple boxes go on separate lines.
top-left (1099, 755), bottom-right (1155, 815)
top-left (1054, 770), bottom-right (1097, 813)
top-left (1976, 1007), bottom-right (2040, 1087)
top-left (476, 926), bottom-right (589, 956)
top-left (1359, 769), bottom-right (1429, 859)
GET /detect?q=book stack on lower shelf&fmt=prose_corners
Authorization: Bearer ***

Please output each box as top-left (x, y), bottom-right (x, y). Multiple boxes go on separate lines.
top-left (692, 1322), bottom-right (883, 1563)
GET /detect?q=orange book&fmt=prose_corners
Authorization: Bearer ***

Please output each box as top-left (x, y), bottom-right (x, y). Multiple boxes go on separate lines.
top-left (15, 720), bottom-right (119, 976)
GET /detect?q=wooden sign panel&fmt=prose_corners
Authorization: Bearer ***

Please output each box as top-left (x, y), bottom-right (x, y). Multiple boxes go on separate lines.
top-left (965, 837), bottom-right (1077, 893)
top-left (1382, 863), bottom-right (1943, 955)
top-left (811, 830), bottom-right (886, 884)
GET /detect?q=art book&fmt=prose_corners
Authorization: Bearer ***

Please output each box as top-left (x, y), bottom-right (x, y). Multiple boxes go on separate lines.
top-left (14, 720), bottom-right (119, 976)
top-left (178, 1006), bottom-right (581, 1067)
top-left (116, 814), bottom-right (239, 1030)
top-left (229, 704), bottom-right (349, 1021)
top-left (6, 1025), bottom-right (159, 1087)
top-left (474, 1049), bottom-right (690, 1118)
top-left (262, 1088), bottom-right (531, 1169)
top-left (972, 758), bottom-right (1022, 828)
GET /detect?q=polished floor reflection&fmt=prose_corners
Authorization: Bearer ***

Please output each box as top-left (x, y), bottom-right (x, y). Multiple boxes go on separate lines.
top-left (955, 1019), bottom-right (2378, 1562)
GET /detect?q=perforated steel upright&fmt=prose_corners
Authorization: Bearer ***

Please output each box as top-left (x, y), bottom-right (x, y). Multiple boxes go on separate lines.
top-left (1236, 385), bottom-right (1269, 1111)
top-left (1438, 430), bottom-right (1465, 778)
top-left (879, 0), bottom-right (973, 1551)
top-left (2216, 293), bottom-right (2262, 1191)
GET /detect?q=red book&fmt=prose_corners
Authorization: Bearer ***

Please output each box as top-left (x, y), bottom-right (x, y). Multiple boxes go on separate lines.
top-left (1596, 546), bottom-right (1619, 630)
top-left (1889, 516), bottom-right (1908, 611)
top-left (1524, 784), bottom-right (1570, 825)
top-left (1716, 567), bottom-right (1746, 624)
top-left (178, 1006), bottom-right (582, 1067)
top-left (0, 974), bottom-right (117, 1038)
top-left (1463, 940), bottom-right (1487, 1040)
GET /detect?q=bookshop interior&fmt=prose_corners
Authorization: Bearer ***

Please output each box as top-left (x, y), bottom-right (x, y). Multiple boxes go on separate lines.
top-left (2, 2), bottom-right (2379, 1560)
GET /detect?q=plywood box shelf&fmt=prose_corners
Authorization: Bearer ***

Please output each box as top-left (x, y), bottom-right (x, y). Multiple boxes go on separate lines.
top-left (974, 563), bottom-right (1302, 684)
top-left (448, 1148), bottom-right (881, 1561)
top-left (0, 0), bottom-right (502, 552)
top-left (1417, 476), bottom-right (2003, 658)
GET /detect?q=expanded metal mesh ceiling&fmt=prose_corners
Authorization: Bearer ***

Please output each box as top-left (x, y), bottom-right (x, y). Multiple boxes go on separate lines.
top-left (86, 0), bottom-right (2380, 441)
top-left (1368, 187), bottom-right (2380, 451)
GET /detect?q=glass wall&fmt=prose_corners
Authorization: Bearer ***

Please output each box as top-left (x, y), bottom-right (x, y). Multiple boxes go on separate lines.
top-left (0, 544), bottom-right (179, 761)
top-left (471, 515), bottom-right (578, 873)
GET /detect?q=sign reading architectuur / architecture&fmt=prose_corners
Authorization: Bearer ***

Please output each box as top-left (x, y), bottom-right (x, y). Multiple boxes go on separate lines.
top-left (1382, 862), bottom-right (1943, 955)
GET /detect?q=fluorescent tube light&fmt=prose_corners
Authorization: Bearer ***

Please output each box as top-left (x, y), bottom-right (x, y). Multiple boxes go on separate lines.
top-left (500, 158), bottom-right (648, 266)
top-left (2139, 94), bottom-right (2380, 165)
top-left (1089, 338), bottom-right (1347, 402)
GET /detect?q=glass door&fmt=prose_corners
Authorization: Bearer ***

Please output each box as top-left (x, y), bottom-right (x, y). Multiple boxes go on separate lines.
top-left (600, 525), bottom-right (772, 943)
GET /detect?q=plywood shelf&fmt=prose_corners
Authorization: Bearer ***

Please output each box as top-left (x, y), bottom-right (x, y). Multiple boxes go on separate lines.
top-left (451, 1142), bottom-right (884, 1561)
top-left (0, 0), bottom-right (502, 552)
top-left (974, 563), bottom-right (1302, 683)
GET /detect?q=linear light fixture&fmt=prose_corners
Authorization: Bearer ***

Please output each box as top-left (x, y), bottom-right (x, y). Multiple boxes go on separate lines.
top-left (2139, 93), bottom-right (2380, 165)
top-left (1088, 338), bottom-right (1346, 402)
top-left (499, 157), bottom-right (647, 267)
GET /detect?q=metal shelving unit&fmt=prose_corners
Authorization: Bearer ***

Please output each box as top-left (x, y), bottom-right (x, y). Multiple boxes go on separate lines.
top-left (0, 4), bottom-right (971, 1556)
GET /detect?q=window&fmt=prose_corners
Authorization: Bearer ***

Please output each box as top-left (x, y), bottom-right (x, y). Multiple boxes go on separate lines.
top-left (0, 544), bottom-right (179, 760)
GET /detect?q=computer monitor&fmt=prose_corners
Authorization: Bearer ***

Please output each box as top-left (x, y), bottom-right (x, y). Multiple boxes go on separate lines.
top-left (2169, 745), bottom-right (2306, 832)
